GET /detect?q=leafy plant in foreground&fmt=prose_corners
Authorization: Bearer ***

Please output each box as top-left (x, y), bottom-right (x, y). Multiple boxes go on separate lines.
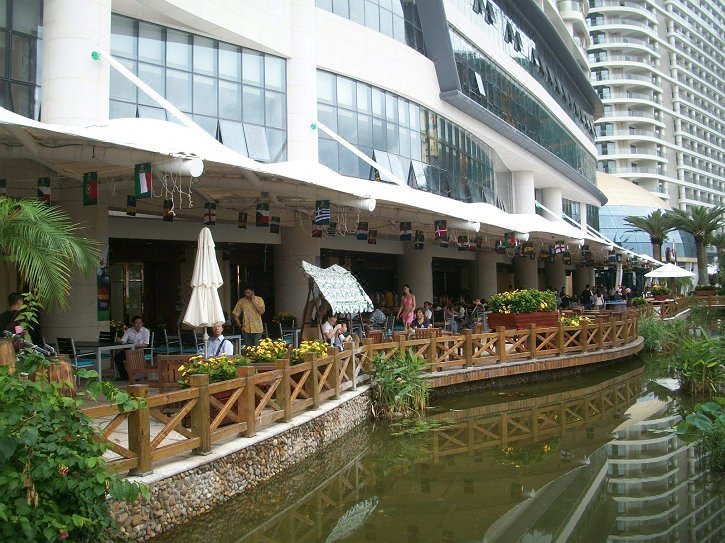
top-left (674, 399), bottom-right (725, 472)
top-left (371, 348), bottom-right (430, 420)
top-left (672, 329), bottom-right (725, 396)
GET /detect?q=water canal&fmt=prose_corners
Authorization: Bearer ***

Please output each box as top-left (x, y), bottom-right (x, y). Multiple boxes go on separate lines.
top-left (151, 357), bottom-right (724, 543)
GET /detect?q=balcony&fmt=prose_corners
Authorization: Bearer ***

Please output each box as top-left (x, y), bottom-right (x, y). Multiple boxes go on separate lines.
top-left (603, 92), bottom-right (662, 104)
top-left (591, 72), bottom-right (658, 84)
top-left (596, 129), bottom-right (662, 139)
top-left (589, 18), bottom-right (655, 32)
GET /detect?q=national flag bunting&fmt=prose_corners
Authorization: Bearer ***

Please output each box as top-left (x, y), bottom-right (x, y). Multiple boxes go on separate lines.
top-left (203, 202), bottom-right (216, 226)
top-left (457, 235), bottom-right (468, 252)
top-left (163, 199), bottom-right (174, 222)
top-left (468, 238), bottom-right (477, 252)
top-left (563, 251), bottom-right (571, 265)
top-left (356, 221), bottom-right (369, 241)
top-left (314, 200), bottom-right (330, 225)
top-left (126, 196), bottom-right (136, 216)
top-left (368, 229), bottom-right (377, 245)
top-left (495, 241), bottom-right (506, 254)
top-left (311, 220), bottom-right (323, 238)
top-left (237, 211), bottom-right (247, 229)
top-left (38, 178), bottom-right (51, 204)
top-left (434, 220), bottom-right (448, 241)
top-left (504, 232), bottom-right (518, 249)
top-left (607, 250), bottom-right (617, 263)
top-left (475, 236), bottom-right (483, 249)
top-left (83, 172), bottom-right (98, 206)
top-left (134, 163), bottom-right (152, 199)
top-left (522, 243), bottom-right (534, 255)
top-left (553, 241), bottom-right (565, 254)
top-left (327, 222), bottom-right (337, 237)
top-left (0, 179), bottom-right (6, 197)
top-left (440, 238), bottom-right (449, 249)
top-left (256, 203), bottom-right (269, 227)
top-left (399, 222), bottom-right (412, 241)
top-left (414, 230), bottom-right (425, 250)
top-left (270, 216), bottom-right (280, 234)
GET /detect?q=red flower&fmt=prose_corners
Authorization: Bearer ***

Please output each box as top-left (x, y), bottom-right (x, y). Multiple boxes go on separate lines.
top-left (60, 532), bottom-right (69, 540)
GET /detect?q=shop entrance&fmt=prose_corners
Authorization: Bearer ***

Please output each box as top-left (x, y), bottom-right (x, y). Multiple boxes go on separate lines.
top-left (432, 258), bottom-right (473, 301)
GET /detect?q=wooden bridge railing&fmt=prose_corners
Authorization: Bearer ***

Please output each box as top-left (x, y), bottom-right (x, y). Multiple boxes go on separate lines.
top-left (83, 311), bottom-right (645, 475)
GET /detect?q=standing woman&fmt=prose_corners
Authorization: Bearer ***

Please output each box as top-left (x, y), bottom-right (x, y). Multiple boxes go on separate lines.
top-left (396, 284), bottom-right (416, 332)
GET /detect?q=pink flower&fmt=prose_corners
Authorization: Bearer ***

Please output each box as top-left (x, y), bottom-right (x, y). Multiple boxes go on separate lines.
top-left (60, 532), bottom-right (69, 540)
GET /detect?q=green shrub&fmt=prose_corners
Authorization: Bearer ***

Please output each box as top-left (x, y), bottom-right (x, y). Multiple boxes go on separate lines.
top-left (694, 285), bottom-right (717, 291)
top-left (631, 297), bottom-right (647, 307)
top-left (638, 316), bottom-right (669, 351)
top-left (371, 348), bottom-right (429, 420)
top-left (0, 368), bottom-right (148, 542)
top-left (673, 329), bottom-right (725, 397)
top-left (488, 289), bottom-right (557, 314)
top-left (650, 285), bottom-right (672, 296)
top-left (674, 399), bottom-right (725, 472)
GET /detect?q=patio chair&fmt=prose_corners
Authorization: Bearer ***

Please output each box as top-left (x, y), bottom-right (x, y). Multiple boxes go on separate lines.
top-left (142, 331), bottom-right (156, 362)
top-left (273, 323), bottom-right (295, 345)
top-left (124, 349), bottom-right (159, 386)
top-left (366, 330), bottom-right (384, 344)
top-left (55, 337), bottom-right (95, 368)
top-left (415, 327), bottom-right (441, 339)
top-left (162, 327), bottom-right (182, 354)
top-left (98, 331), bottom-right (115, 343)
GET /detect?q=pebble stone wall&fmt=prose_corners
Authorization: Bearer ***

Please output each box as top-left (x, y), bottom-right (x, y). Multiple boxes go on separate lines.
top-left (110, 389), bottom-right (372, 541)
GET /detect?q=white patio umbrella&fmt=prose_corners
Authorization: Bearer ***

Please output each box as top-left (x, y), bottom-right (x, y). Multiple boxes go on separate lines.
top-left (183, 227), bottom-right (225, 358)
top-left (644, 263), bottom-right (695, 279)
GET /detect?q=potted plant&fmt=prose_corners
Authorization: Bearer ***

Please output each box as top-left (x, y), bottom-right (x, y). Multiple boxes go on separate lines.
top-left (694, 285), bottom-right (717, 297)
top-left (650, 285), bottom-right (672, 301)
top-left (243, 338), bottom-right (290, 368)
top-left (272, 311), bottom-right (296, 328)
top-left (487, 289), bottom-right (558, 330)
top-left (290, 340), bottom-right (329, 365)
top-left (631, 297), bottom-right (647, 307)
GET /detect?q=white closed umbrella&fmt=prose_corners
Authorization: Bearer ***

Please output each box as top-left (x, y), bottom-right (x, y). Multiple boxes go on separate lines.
top-left (183, 227), bottom-right (225, 357)
top-left (644, 263), bottom-right (695, 279)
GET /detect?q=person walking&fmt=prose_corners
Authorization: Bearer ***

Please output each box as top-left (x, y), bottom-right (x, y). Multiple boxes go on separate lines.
top-left (232, 286), bottom-right (265, 347)
top-left (396, 285), bottom-right (416, 332)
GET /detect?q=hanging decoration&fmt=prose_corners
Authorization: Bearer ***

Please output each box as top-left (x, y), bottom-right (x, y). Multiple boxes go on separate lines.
top-left (270, 216), bottom-right (280, 234)
top-left (457, 235), bottom-right (469, 251)
top-left (504, 231), bottom-right (518, 249)
top-left (38, 177), bottom-right (51, 204)
top-left (356, 221), bottom-right (369, 241)
top-left (83, 172), bottom-right (98, 206)
top-left (134, 163), bottom-right (153, 199)
top-left (237, 211), bottom-right (248, 229)
top-left (563, 251), bottom-right (572, 265)
top-left (163, 199), bottom-right (174, 222)
top-left (256, 203), bottom-right (270, 227)
top-left (368, 229), bottom-right (378, 245)
top-left (495, 241), bottom-right (506, 254)
top-left (203, 202), bottom-right (216, 226)
top-left (540, 248), bottom-right (550, 261)
top-left (311, 220), bottom-right (323, 238)
top-left (440, 238), bottom-right (449, 249)
top-left (468, 238), bottom-right (477, 252)
top-left (434, 220), bottom-right (448, 240)
top-left (327, 222), bottom-right (337, 237)
top-left (554, 240), bottom-right (566, 254)
top-left (126, 195), bottom-right (137, 216)
top-left (400, 221), bottom-right (412, 241)
top-left (414, 230), bottom-right (425, 250)
top-left (522, 242), bottom-right (534, 255)
top-left (314, 200), bottom-right (331, 225)
top-left (607, 250), bottom-right (617, 263)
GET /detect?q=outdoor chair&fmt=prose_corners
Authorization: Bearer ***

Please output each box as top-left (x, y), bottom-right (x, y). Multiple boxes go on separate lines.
top-left (156, 355), bottom-right (193, 392)
top-left (162, 327), bottom-right (182, 354)
top-left (367, 330), bottom-right (384, 344)
top-left (143, 331), bottom-right (156, 362)
top-left (123, 349), bottom-right (159, 386)
top-left (415, 327), bottom-right (441, 339)
top-left (274, 323), bottom-right (295, 345)
top-left (98, 331), bottom-right (115, 343)
top-left (55, 337), bottom-right (95, 368)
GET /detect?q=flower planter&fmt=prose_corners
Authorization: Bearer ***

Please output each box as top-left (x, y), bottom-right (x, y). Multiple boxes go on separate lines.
top-left (695, 290), bottom-right (716, 297)
top-left (652, 295), bottom-right (669, 301)
top-left (487, 312), bottom-right (558, 331)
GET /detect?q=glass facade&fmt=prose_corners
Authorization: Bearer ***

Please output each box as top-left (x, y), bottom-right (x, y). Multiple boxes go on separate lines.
top-left (0, 0), bottom-right (42, 120)
top-left (599, 205), bottom-right (696, 259)
top-left (562, 198), bottom-right (581, 227)
top-left (315, 0), bottom-right (425, 55)
top-left (450, 29), bottom-right (597, 185)
top-left (586, 203), bottom-right (600, 232)
top-left (448, 0), bottom-right (595, 138)
top-left (317, 70), bottom-right (511, 209)
top-left (110, 14), bottom-right (287, 162)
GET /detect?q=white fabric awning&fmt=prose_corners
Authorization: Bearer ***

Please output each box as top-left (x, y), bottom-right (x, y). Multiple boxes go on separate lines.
top-left (644, 263), bottom-right (695, 278)
top-left (301, 261), bottom-right (374, 315)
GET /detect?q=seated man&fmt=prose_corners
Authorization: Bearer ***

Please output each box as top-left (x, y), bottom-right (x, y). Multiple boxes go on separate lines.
top-left (113, 315), bottom-right (150, 381)
top-left (332, 321), bottom-right (353, 350)
top-left (322, 314), bottom-right (351, 348)
top-left (423, 301), bottom-right (433, 322)
top-left (469, 298), bottom-right (486, 325)
top-left (205, 323), bottom-right (234, 358)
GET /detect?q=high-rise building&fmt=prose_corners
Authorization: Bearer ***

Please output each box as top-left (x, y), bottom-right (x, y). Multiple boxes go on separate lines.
top-left (574, 0), bottom-right (724, 212)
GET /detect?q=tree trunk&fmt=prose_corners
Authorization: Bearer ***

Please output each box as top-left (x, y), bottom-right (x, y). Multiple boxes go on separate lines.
top-left (652, 242), bottom-right (662, 262)
top-left (696, 240), bottom-right (708, 285)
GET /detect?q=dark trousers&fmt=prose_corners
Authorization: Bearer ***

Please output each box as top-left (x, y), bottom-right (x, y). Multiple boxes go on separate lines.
top-left (242, 332), bottom-right (262, 347)
top-left (114, 350), bottom-right (129, 380)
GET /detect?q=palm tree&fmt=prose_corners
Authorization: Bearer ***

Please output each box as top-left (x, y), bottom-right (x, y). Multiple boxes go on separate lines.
top-left (0, 198), bottom-right (98, 309)
top-left (667, 205), bottom-right (725, 285)
top-left (624, 209), bottom-right (673, 262)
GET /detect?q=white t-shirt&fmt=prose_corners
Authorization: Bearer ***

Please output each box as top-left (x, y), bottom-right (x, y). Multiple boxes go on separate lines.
top-left (321, 321), bottom-right (334, 343)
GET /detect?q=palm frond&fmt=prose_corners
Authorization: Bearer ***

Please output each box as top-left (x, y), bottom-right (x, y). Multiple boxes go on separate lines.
top-left (623, 209), bottom-right (672, 242)
top-left (667, 205), bottom-right (725, 240)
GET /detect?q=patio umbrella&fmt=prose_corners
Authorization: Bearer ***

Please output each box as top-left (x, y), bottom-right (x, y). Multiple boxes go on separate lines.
top-left (644, 263), bottom-right (695, 279)
top-left (183, 227), bottom-right (225, 357)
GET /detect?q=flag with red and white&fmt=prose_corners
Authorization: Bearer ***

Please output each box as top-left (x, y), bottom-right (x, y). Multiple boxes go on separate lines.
top-left (38, 178), bottom-right (51, 204)
top-left (203, 202), bottom-right (216, 226)
top-left (134, 163), bottom-right (152, 199)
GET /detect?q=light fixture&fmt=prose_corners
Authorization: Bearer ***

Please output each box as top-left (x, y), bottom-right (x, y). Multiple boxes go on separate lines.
top-left (450, 219), bottom-right (480, 232)
top-left (340, 198), bottom-right (376, 212)
top-left (156, 157), bottom-right (204, 178)
top-left (515, 232), bottom-right (529, 242)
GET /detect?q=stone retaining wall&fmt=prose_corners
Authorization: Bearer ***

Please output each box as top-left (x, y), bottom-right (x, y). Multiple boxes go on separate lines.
top-left (111, 388), bottom-right (372, 541)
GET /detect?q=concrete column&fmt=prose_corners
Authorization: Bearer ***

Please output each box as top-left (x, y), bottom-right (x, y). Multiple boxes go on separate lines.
top-left (545, 259), bottom-right (566, 292)
top-left (476, 251), bottom-right (498, 299)
top-left (286, 0), bottom-right (318, 161)
top-left (512, 171), bottom-right (536, 214)
top-left (396, 246), bottom-right (433, 306)
top-left (41, 0), bottom-right (111, 125)
top-left (541, 187), bottom-right (563, 220)
top-left (513, 258), bottom-right (538, 290)
top-left (572, 267), bottom-right (593, 295)
top-left (274, 224), bottom-right (321, 323)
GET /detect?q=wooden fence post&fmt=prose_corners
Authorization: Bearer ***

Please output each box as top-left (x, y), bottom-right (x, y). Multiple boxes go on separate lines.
top-left (275, 359), bottom-right (291, 422)
top-left (127, 383), bottom-right (151, 475)
top-left (497, 327), bottom-right (507, 363)
top-left (427, 337), bottom-right (436, 370)
top-left (244, 370), bottom-right (257, 437)
top-left (328, 347), bottom-right (341, 400)
top-left (464, 329), bottom-right (472, 367)
top-left (345, 342), bottom-right (356, 390)
top-left (306, 352), bottom-right (320, 408)
top-left (189, 374), bottom-right (211, 455)
top-left (581, 323), bottom-right (589, 352)
top-left (557, 322), bottom-right (565, 356)
top-left (597, 319), bottom-right (604, 350)
top-left (528, 324), bottom-right (536, 359)
top-left (236, 366), bottom-right (256, 436)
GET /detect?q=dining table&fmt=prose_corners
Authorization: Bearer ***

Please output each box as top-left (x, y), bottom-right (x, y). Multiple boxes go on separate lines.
top-left (74, 341), bottom-right (135, 382)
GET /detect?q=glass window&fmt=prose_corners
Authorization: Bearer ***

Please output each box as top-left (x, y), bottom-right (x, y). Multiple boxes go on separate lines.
top-left (350, 0), bottom-right (365, 24)
top-left (12, 0), bottom-right (41, 35)
top-left (0, 0), bottom-right (6, 28)
top-left (193, 114), bottom-right (218, 137)
top-left (138, 23), bottom-right (164, 65)
top-left (193, 75), bottom-right (217, 116)
top-left (338, 108), bottom-right (357, 143)
top-left (193, 36), bottom-right (216, 76)
top-left (111, 14), bottom-right (137, 59)
top-left (242, 50), bottom-right (263, 87)
top-left (317, 70), bottom-right (336, 104)
top-left (167, 30), bottom-right (191, 71)
top-left (371, 87), bottom-right (384, 118)
top-left (379, 8), bottom-right (393, 37)
top-left (110, 100), bottom-right (137, 119)
top-left (219, 119), bottom-right (246, 155)
top-left (319, 138), bottom-right (339, 170)
top-left (137, 63), bottom-right (164, 106)
top-left (336, 76), bottom-right (355, 110)
top-left (356, 82), bottom-right (371, 114)
top-left (242, 85), bottom-right (264, 124)
top-left (266, 128), bottom-right (287, 162)
top-left (264, 89), bottom-right (286, 129)
top-left (10, 34), bottom-right (36, 82)
top-left (218, 43), bottom-right (241, 81)
top-left (332, 0), bottom-right (349, 18)
top-left (218, 80), bottom-right (242, 120)
top-left (244, 123), bottom-right (270, 161)
top-left (0, 31), bottom-right (6, 76)
top-left (364, 1), bottom-right (379, 32)
top-left (166, 69), bottom-right (192, 111)
top-left (264, 56), bottom-right (285, 91)
top-left (138, 105), bottom-right (166, 120)
top-left (318, 103), bottom-right (338, 131)
top-left (357, 113), bottom-right (372, 147)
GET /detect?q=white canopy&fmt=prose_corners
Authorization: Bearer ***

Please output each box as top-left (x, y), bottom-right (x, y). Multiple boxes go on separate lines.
top-left (301, 261), bottom-right (374, 315)
top-left (183, 228), bottom-right (225, 328)
top-left (644, 263), bottom-right (695, 278)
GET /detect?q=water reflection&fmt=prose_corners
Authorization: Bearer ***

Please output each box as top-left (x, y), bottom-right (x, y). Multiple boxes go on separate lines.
top-left (152, 361), bottom-right (724, 543)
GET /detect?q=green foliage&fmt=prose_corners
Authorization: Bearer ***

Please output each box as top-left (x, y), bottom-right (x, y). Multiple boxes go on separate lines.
top-left (624, 209), bottom-right (673, 260)
top-left (488, 289), bottom-right (557, 314)
top-left (496, 439), bottom-right (559, 468)
top-left (0, 367), bottom-right (148, 542)
top-left (177, 355), bottom-right (251, 387)
top-left (638, 316), bottom-right (669, 352)
top-left (14, 293), bottom-right (43, 338)
top-left (0, 198), bottom-right (98, 309)
top-left (371, 348), bottom-right (430, 420)
top-left (694, 285), bottom-right (717, 291)
top-left (631, 297), bottom-right (647, 307)
top-left (674, 398), bottom-right (725, 472)
top-left (389, 418), bottom-right (454, 436)
top-left (650, 285), bottom-right (672, 296)
top-left (672, 329), bottom-right (725, 397)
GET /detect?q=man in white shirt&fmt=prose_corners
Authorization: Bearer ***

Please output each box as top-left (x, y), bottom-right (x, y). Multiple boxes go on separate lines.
top-left (206, 323), bottom-right (234, 358)
top-left (114, 315), bottom-right (150, 380)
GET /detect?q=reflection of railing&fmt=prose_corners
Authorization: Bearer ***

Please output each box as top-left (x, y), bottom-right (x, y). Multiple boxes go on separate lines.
top-left (84, 313), bottom-right (646, 475)
top-left (426, 366), bottom-right (642, 461)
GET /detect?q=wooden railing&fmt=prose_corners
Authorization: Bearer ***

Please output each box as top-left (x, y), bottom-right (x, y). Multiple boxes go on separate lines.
top-left (82, 312), bottom-right (645, 475)
top-left (639, 295), bottom-right (724, 319)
